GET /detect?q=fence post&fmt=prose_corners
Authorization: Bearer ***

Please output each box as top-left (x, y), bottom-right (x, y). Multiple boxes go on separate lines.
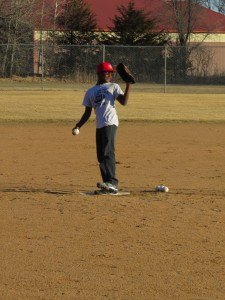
top-left (164, 45), bottom-right (167, 93)
top-left (41, 42), bottom-right (44, 90)
top-left (40, 0), bottom-right (45, 91)
top-left (102, 44), bottom-right (105, 62)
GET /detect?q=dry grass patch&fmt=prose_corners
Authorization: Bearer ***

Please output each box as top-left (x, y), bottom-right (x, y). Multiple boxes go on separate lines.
top-left (0, 90), bottom-right (225, 123)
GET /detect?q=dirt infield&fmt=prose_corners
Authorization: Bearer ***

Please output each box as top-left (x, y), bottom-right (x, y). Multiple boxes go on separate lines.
top-left (1, 122), bottom-right (225, 299)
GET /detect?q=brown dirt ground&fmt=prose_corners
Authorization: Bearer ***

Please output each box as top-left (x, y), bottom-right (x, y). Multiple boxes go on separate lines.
top-left (0, 122), bottom-right (225, 299)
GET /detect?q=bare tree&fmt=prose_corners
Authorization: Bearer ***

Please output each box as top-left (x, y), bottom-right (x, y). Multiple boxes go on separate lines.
top-left (213, 0), bottom-right (225, 13)
top-left (201, 0), bottom-right (225, 13)
top-left (49, 0), bottom-right (63, 44)
top-left (161, 0), bottom-right (211, 80)
top-left (202, 0), bottom-right (212, 9)
top-left (164, 0), bottom-right (205, 46)
top-left (0, 0), bottom-right (36, 77)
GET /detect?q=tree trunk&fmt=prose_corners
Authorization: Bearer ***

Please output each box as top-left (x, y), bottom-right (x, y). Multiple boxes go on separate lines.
top-left (2, 20), bottom-right (12, 77)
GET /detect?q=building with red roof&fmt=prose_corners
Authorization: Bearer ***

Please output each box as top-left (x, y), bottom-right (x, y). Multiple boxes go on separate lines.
top-left (85, 0), bottom-right (225, 33)
top-left (84, 0), bottom-right (225, 45)
top-left (34, 0), bottom-right (225, 45)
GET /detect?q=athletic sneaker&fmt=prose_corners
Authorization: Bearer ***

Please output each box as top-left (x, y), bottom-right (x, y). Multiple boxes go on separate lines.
top-left (97, 182), bottom-right (118, 194)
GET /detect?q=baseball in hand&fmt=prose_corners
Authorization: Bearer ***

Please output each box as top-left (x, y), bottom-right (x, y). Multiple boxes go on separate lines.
top-left (72, 128), bottom-right (80, 135)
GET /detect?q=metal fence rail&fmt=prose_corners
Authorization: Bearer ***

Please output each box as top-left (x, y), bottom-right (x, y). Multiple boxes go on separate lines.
top-left (0, 44), bottom-right (225, 92)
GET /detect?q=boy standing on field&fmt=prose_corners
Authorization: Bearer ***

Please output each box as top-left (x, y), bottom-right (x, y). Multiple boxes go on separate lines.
top-left (72, 62), bottom-right (131, 194)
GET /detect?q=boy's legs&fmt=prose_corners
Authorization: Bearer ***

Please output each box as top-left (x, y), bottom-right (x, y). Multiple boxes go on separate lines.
top-left (96, 125), bottom-right (118, 187)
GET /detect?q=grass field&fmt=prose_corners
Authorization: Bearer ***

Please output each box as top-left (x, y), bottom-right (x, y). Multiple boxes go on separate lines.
top-left (1, 90), bottom-right (225, 123)
top-left (1, 78), bottom-right (225, 94)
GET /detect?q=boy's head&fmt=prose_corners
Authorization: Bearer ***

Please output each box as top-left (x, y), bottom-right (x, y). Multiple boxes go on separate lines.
top-left (96, 62), bottom-right (114, 83)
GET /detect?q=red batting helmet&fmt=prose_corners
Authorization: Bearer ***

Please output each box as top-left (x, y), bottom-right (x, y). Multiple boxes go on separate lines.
top-left (97, 62), bottom-right (114, 74)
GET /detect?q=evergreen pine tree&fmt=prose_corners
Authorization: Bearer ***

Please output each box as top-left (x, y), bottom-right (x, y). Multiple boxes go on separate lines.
top-left (102, 0), bottom-right (168, 45)
top-left (56, 0), bottom-right (97, 45)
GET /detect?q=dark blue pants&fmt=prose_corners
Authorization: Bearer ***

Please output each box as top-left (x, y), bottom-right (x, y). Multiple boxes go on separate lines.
top-left (96, 125), bottom-right (118, 187)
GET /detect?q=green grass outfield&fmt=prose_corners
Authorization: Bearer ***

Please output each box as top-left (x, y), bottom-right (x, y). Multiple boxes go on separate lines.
top-left (0, 90), bottom-right (225, 123)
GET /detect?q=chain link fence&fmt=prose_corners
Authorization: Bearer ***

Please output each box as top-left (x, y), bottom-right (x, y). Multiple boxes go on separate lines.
top-left (0, 44), bottom-right (225, 93)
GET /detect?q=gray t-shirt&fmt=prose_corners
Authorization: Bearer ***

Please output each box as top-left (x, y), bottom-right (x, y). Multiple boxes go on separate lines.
top-left (82, 83), bottom-right (124, 129)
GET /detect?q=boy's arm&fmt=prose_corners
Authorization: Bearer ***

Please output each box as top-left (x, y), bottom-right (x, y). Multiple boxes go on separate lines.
top-left (72, 106), bottom-right (92, 132)
top-left (117, 83), bottom-right (131, 106)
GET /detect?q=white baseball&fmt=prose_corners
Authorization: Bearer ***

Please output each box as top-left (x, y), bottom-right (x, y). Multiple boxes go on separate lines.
top-left (162, 186), bottom-right (169, 192)
top-left (155, 185), bottom-right (169, 192)
top-left (73, 128), bottom-right (80, 135)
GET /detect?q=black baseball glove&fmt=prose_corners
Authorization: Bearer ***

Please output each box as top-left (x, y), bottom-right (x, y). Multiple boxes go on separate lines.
top-left (116, 63), bottom-right (136, 84)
